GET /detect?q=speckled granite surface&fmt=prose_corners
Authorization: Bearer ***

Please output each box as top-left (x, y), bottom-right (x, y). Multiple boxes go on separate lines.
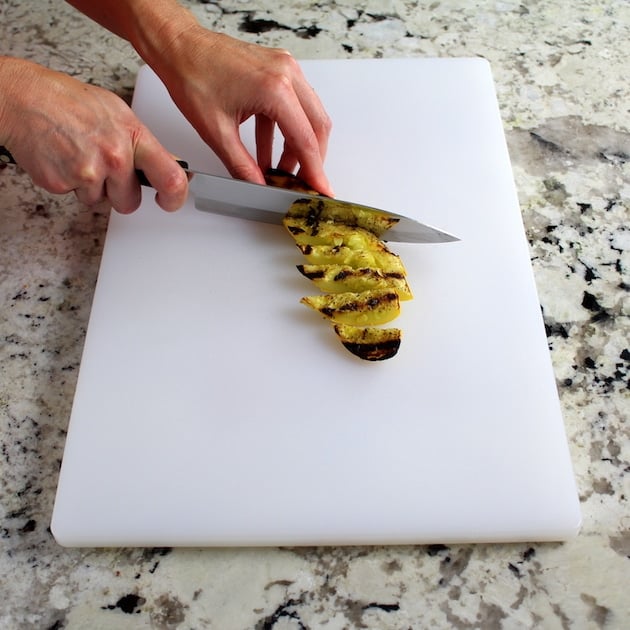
top-left (1, 1), bottom-right (628, 628)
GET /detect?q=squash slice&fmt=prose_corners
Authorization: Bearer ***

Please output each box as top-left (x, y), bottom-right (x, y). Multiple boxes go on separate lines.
top-left (297, 244), bottom-right (406, 275)
top-left (300, 289), bottom-right (400, 326)
top-left (334, 324), bottom-right (402, 361)
top-left (283, 197), bottom-right (413, 361)
top-left (297, 264), bottom-right (413, 300)
top-left (286, 197), bottom-right (398, 237)
top-left (284, 216), bottom-right (388, 251)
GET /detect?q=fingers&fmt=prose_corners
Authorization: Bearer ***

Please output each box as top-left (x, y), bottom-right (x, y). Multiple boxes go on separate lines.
top-left (104, 168), bottom-right (142, 214)
top-left (71, 130), bottom-right (188, 214)
top-left (72, 167), bottom-right (141, 214)
top-left (256, 53), bottom-right (333, 196)
top-left (292, 73), bottom-right (332, 163)
top-left (255, 113), bottom-right (275, 175)
top-left (209, 115), bottom-right (266, 185)
top-left (267, 81), bottom-right (334, 197)
top-left (72, 163), bottom-right (108, 207)
top-left (133, 132), bottom-right (189, 212)
top-left (147, 31), bottom-right (333, 196)
top-left (75, 150), bottom-right (140, 214)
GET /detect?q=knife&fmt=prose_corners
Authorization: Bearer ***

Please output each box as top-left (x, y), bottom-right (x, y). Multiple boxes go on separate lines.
top-left (0, 145), bottom-right (458, 243)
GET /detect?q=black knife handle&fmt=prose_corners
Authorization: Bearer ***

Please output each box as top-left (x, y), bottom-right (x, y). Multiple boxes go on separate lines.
top-left (0, 145), bottom-right (16, 165)
top-left (136, 159), bottom-right (189, 188)
top-left (0, 145), bottom-right (188, 187)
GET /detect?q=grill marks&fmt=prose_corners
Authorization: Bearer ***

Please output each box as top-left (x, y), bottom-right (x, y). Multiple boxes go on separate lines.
top-left (302, 290), bottom-right (401, 326)
top-left (296, 265), bottom-right (413, 300)
top-left (296, 243), bottom-right (407, 275)
top-left (282, 196), bottom-right (413, 361)
top-left (289, 197), bottom-right (399, 237)
top-left (334, 324), bottom-right (402, 362)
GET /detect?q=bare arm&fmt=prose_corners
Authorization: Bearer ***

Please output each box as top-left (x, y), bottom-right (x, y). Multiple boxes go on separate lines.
top-left (66, 0), bottom-right (333, 195)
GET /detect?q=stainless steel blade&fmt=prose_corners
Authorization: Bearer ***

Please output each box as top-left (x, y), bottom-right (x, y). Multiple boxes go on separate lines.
top-left (189, 171), bottom-right (459, 244)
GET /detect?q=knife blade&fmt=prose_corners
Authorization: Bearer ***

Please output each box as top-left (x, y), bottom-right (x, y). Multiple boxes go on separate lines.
top-left (0, 145), bottom-right (458, 243)
top-left (184, 168), bottom-right (459, 244)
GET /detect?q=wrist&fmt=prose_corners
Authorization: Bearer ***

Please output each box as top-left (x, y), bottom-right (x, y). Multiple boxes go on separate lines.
top-left (128, 1), bottom-right (202, 77)
top-left (0, 56), bottom-right (30, 147)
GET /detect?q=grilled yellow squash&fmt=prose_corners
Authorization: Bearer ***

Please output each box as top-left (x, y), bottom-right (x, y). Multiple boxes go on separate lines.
top-left (286, 197), bottom-right (398, 237)
top-left (300, 289), bottom-right (400, 326)
top-left (264, 168), bottom-right (321, 194)
top-left (297, 264), bottom-right (413, 301)
top-left (297, 244), bottom-right (407, 275)
top-left (334, 324), bottom-right (402, 361)
top-left (282, 196), bottom-right (412, 361)
top-left (284, 216), bottom-right (388, 251)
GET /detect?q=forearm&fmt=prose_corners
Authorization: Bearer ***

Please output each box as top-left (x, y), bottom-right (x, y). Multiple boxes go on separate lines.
top-left (64, 0), bottom-right (333, 194)
top-left (0, 56), bottom-right (17, 146)
top-left (64, 0), bottom-right (201, 74)
top-left (0, 56), bottom-right (43, 148)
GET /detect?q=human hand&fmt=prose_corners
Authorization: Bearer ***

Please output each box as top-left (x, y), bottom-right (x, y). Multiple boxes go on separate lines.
top-left (152, 28), bottom-right (334, 196)
top-left (0, 57), bottom-right (188, 213)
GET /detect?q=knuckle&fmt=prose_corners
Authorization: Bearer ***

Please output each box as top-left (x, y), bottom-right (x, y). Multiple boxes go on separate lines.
top-left (316, 111), bottom-right (333, 137)
top-left (78, 163), bottom-right (100, 186)
top-left (272, 47), bottom-right (297, 67)
top-left (102, 146), bottom-right (128, 173)
top-left (260, 70), bottom-right (293, 98)
top-left (162, 164), bottom-right (188, 195)
top-left (154, 166), bottom-right (188, 212)
top-left (259, 51), bottom-right (300, 95)
top-left (228, 162), bottom-right (259, 182)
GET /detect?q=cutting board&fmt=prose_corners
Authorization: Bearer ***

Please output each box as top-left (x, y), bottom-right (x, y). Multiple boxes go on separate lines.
top-left (51, 59), bottom-right (581, 546)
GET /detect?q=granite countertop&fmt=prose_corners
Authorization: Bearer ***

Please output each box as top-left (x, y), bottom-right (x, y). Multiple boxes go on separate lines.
top-left (1, 1), bottom-right (628, 628)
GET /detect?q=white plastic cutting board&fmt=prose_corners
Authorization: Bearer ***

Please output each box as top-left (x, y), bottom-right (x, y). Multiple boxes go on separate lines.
top-left (51, 59), bottom-right (581, 546)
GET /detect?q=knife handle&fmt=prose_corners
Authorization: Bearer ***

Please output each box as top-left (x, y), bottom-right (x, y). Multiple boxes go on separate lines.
top-left (1, 145), bottom-right (188, 187)
top-left (136, 159), bottom-right (189, 188)
top-left (0, 145), bottom-right (16, 165)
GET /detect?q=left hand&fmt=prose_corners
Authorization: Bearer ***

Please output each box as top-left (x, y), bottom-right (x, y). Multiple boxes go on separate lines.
top-left (153, 28), bottom-right (334, 196)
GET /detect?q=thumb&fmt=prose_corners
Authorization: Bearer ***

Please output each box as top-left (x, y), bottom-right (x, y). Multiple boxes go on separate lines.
top-left (134, 131), bottom-right (189, 211)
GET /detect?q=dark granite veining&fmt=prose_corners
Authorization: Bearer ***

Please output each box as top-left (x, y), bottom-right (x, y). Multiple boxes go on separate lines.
top-left (1, 1), bottom-right (628, 628)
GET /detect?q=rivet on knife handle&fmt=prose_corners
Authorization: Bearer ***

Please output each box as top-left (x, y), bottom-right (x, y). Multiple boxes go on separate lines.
top-left (0, 145), bottom-right (16, 165)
